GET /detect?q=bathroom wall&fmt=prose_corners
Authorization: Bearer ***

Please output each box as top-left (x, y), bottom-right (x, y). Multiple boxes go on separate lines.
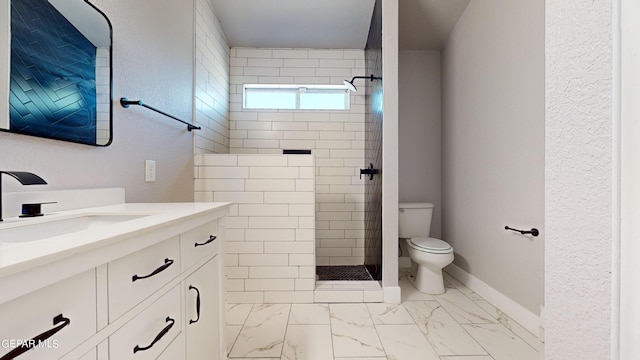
top-left (441, 0), bottom-right (544, 317)
top-left (546, 0), bottom-right (615, 357)
top-left (1, 1), bottom-right (9, 129)
top-left (194, 154), bottom-right (315, 303)
top-left (398, 50), bottom-right (441, 238)
top-left (380, 0), bottom-right (400, 300)
top-left (0, 0), bottom-right (197, 202)
top-left (228, 48), bottom-right (367, 266)
top-left (194, 0), bottom-right (230, 154)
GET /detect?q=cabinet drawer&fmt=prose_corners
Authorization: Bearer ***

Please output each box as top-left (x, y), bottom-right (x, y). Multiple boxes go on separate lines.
top-left (180, 220), bottom-right (219, 271)
top-left (156, 333), bottom-right (185, 360)
top-left (0, 270), bottom-right (97, 360)
top-left (109, 285), bottom-right (181, 360)
top-left (108, 237), bottom-right (180, 321)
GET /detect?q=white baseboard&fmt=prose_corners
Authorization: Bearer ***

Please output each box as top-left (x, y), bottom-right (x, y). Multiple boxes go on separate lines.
top-left (445, 263), bottom-right (541, 336)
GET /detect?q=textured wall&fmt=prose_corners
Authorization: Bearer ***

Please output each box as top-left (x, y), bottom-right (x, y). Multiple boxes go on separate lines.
top-left (194, 0), bottom-right (230, 154)
top-left (1, 0), bottom-right (195, 202)
top-left (228, 47), bottom-right (367, 266)
top-left (1, 1), bottom-right (8, 128)
top-left (545, 0), bottom-right (614, 358)
top-left (441, 0), bottom-right (544, 315)
top-left (398, 50), bottom-right (441, 238)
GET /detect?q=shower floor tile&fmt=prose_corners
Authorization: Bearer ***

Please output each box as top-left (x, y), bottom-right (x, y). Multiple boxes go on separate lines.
top-left (316, 265), bottom-right (374, 281)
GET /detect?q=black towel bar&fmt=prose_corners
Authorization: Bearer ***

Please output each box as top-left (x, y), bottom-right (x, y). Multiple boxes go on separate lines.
top-left (120, 98), bottom-right (201, 131)
top-left (505, 226), bottom-right (539, 237)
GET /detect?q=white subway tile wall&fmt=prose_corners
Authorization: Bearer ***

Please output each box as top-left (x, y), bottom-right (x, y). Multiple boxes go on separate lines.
top-left (229, 48), bottom-right (366, 266)
top-left (195, 154), bottom-right (316, 303)
top-left (194, 0), bottom-right (230, 154)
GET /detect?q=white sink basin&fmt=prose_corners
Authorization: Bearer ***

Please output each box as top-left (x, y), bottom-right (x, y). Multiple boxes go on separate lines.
top-left (0, 214), bottom-right (151, 243)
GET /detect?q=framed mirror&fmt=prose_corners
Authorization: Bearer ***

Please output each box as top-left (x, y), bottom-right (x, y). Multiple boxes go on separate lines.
top-left (1, 0), bottom-right (112, 146)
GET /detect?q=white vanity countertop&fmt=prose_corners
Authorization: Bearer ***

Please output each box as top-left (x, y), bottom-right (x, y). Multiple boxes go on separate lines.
top-left (0, 202), bottom-right (231, 278)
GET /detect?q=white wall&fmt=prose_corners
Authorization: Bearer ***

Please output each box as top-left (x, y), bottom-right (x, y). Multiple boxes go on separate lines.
top-left (228, 47), bottom-right (367, 266)
top-left (0, 0), bottom-right (196, 202)
top-left (0, 0), bottom-right (8, 129)
top-left (545, 0), bottom-right (615, 358)
top-left (621, 0), bottom-right (640, 357)
top-left (441, 0), bottom-right (544, 316)
top-left (398, 50), bottom-right (441, 238)
top-left (381, 0), bottom-right (400, 301)
top-left (194, 0), bottom-right (230, 154)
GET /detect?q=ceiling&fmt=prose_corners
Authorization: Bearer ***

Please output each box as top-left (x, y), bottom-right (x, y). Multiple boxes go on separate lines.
top-left (210, 0), bottom-right (470, 50)
top-left (210, 0), bottom-right (376, 49)
top-left (399, 0), bottom-right (470, 50)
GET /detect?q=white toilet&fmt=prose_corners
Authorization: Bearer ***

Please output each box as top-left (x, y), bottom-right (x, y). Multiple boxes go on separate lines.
top-left (399, 202), bottom-right (454, 294)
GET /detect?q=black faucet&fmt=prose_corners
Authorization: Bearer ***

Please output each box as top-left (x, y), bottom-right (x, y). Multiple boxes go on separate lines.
top-left (0, 171), bottom-right (48, 222)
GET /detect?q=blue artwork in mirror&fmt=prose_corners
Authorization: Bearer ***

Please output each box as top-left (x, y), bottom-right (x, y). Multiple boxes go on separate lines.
top-left (4, 0), bottom-right (112, 146)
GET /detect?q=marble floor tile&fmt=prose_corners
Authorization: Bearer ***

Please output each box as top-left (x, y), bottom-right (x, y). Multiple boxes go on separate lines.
top-left (366, 304), bottom-right (415, 325)
top-left (226, 325), bottom-right (242, 353)
top-left (462, 324), bottom-right (541, 360)
top-left (434, 289), bottom-right (497, 324)
top-left (399, 276), bottom-right (436, 302)
top-left (330, 304), bottom-right (386, 358)
top-left (289, 304), bottom-right (330, 325)
top-left (281, 325), bottom-right (334, 360)
top-left (229, 304), bottom-right (290, 358)
top-left (440, 356), bottom-right (495, 360)
top-left (474, 300), bottom-right (543, 352)
top-left (226, 303), bottom-right (254, 325)
top-left (334, 358), bottom-right (388, 360)
top-left (375, 324), bottom-right (440, 360)
top-left (403, 301), bottom-right (487, 356)
top-left (443, 272), bottom-right (483, 301)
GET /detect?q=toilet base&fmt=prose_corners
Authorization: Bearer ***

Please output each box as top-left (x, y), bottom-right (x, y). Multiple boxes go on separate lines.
top-left (411, 265), bottom-right (446, 295)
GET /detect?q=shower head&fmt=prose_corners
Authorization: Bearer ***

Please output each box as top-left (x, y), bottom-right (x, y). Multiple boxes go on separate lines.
top-left (343, 79), bottom-right (358, 92)
top-left (343, 74), bottom-right (382, 92)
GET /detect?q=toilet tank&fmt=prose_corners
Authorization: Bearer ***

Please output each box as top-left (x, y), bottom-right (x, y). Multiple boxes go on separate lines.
top-left (398, 202), bottom-right (434, 238)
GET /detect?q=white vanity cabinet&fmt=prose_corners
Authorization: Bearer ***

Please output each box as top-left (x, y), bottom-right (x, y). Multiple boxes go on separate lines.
top-left (0, 202), bottom-right (229, 360)
top-left (182, 219), bottom-right (225, 360)
top-left (0, 270), bottom-right (97, 360)
top-left (185, 257), bottom-right (222, 360)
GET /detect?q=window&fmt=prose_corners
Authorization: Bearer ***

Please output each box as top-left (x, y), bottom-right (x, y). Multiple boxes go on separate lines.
top-left (243, 84), bottom-right (350, 110)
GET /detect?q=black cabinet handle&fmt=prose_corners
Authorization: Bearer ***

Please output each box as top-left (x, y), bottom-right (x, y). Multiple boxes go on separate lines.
top-left (132, 258), bottom-right (174, 282)
top-left (133, 317), bottom-right (175, 354)
top-left (0, 314), bottom-right (70, 360)
top-left (194, 235), bottom-right (216, 247)
top-left (188, 285), bottom-right (201, 324)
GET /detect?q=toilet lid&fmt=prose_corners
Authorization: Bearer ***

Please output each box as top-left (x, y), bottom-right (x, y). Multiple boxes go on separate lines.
top-left (409, 237), bottom-right (453, 253)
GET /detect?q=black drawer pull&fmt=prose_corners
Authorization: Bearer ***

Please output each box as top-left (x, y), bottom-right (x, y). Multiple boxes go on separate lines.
top-left (133, 316), bottom-right (175, 354)
top-left (194, 235), bottom-right (216, 247)
top-left (0, 314), bottom-right (70, 360)
top-left (188, 285), bottom-right (201, 324)
top-left (132, 258), bottom-right (174, 282)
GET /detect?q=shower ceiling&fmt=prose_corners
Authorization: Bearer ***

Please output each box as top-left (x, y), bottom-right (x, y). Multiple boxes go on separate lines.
top-left (209, 0), bottom-right (375, 49)
top-left (209, 0), bottom-right (469, 50)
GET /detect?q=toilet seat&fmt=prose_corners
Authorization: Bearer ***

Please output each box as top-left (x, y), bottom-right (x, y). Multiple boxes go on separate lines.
top-left (408, 237), bottom-right (453, 254)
